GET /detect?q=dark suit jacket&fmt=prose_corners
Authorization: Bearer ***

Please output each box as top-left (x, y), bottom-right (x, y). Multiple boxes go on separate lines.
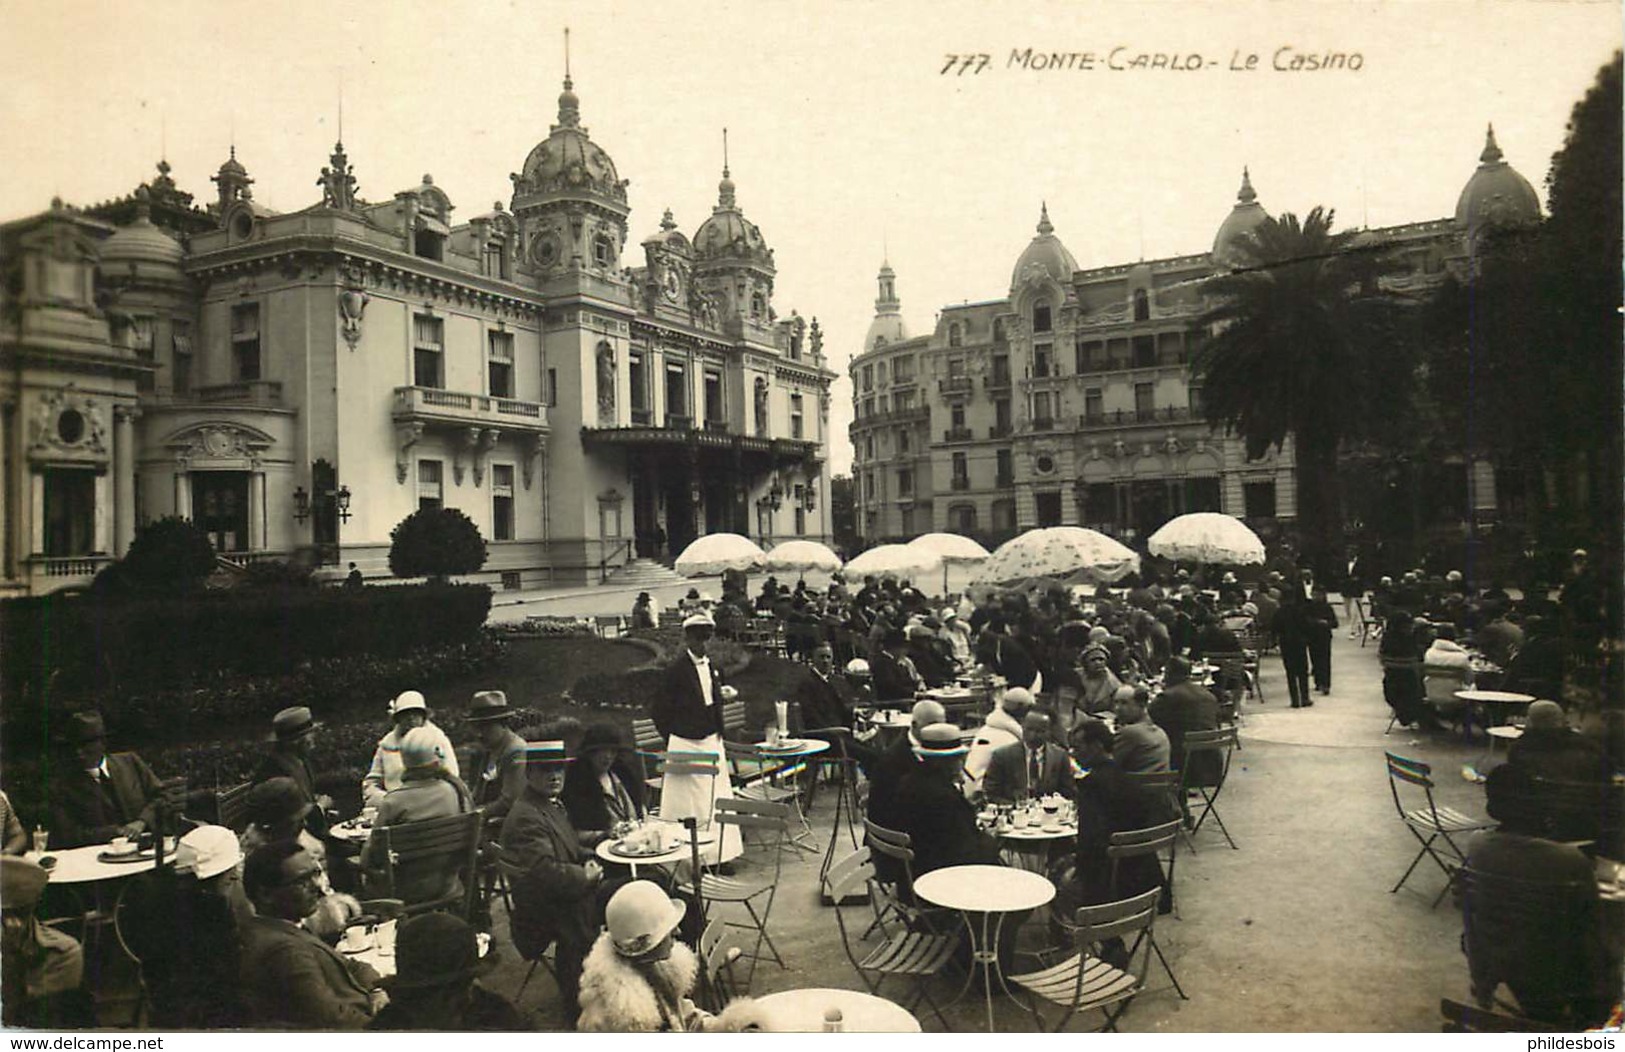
top-left (1073, 757), bottom-right (1166, 904)
top-left (50, 751), bottom-right (164, 848)
top-left (500, 787), bottom-right (598, 959)
top-left (794, 669), bottom-right (854, 732)
top-left (983, 741), bottom-right (1074, 804)
top-left (253, 747), bottom-right (330, 838)
top-left (467, 728), bottom-right (529, 824)
top-left (650, 653), bottom-right (727, 741)
top-left (869, 650), bottom-right (919, 703)
top-left (991, 635), bottom-right (1040, 691)
top-left (238, 914), bottom-right (376, 1029)
top-left (893, 768), bottom-right (1001, 877)
top-left (1150, 681), bottom-right (1222, 784)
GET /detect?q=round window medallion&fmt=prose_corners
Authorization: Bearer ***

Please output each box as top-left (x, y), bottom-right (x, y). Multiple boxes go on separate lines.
top-left (1035, 454), bottom-right (1056, 475)
top-left (57, 409), bottom-right (85, 445)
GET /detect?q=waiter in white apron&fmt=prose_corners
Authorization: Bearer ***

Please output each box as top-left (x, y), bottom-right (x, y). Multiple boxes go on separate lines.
top-left (649, 612), bottom-right (742, 863)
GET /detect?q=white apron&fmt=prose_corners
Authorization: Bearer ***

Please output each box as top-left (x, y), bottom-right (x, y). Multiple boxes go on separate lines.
top-left (661, 732), bottom-right (743, 864)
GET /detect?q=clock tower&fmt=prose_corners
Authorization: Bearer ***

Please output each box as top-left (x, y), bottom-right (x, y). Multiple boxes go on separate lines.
top-left (640, 208), bottom-right (697, 325)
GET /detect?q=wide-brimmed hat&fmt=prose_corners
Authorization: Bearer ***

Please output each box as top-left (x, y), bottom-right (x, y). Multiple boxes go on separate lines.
top-left (1, 857), bottom-right (48, 911)
top-left (390, 690), bottom-right (429, 718)
top-left (844, 658), bottom-right (870, 678)
top-left (272, 706), bottom-right (320, 741)
top-left (578, 723), bottom-right (629, 756)
top-left (178, 825), bottom-right (243, 882)
top-left (385, 912), bottom-right (497, 990)
top-left (519, 740), bottom-right (573, 767)
top-left (1002, 687), bottom-right (1035, 714)
top-left (66, 710), bottom-right (106, 744)
top-left (913, 722), bottom-right (969, 759)
top-left (466, 691), bottom-right (513, 723)
top-left (682, 612), bottom-right (716, 630)
top-left (636, 592), bottom-right (652, 602)
top-left (605, 880), bottom-right (687, 958)
top-left (246, 777), bottom-right (311, 827)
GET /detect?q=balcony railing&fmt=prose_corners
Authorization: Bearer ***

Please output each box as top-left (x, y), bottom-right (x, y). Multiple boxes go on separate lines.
top-left (989, 424), bottom-right (1012, 439)
top-left (631, 407), bottom-right (652, 425)
top-left (31, 554), bottom-right (112, 578)
top-left (951, 476), bottom-right (971, 491)
top-left (664, 413), bottom-right (693, 430)
top-left (939, 376), bottom-right (974, 394)
top-left (986, 373), bottom-right (1012, 390)
top-left (1078, 406), bottom-right (1193, 429)
top-left (704, 419), bottom-right (730, 433)
top-left (195, 380), bottom-right (283, 406)
top-left (1030, 417), bottom-right (1055, 432)
top-left (942, 427), bottom-right (974, 443)
top-left (393, 386), bottom-right (550, 430)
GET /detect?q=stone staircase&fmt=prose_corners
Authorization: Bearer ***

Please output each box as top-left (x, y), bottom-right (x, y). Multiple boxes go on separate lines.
top-left (606, 557), bottom-right (689, 588)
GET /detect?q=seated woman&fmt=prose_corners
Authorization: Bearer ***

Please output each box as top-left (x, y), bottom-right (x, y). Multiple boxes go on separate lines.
top-left (578, 881), bottom-right (758, 1032)
top-left (560, 723), bottom-right (647, 845)
top-left (1378, 614), bottom-right (1437, 730)
top-left (1076, 643), bottom-right (1123, 717)
top-left (361, 727), bottom-right (472, 906)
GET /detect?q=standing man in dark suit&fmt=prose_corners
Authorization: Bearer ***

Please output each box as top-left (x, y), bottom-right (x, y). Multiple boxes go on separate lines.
top-left (648, 612), bottom-right (740, 863)
top-left (253, 706), bottom-right (332, 839)
top-left (1305, 586), bottom-right (1339, 695)
top-left (983, 712), bottom-right (1075, 805)
top-left (238, 839), bottom-right (384, 1029)
top-left (1273, 588), bottom-right (1314, 708)
top-left (48, 711), bottom-right (165, 849)
top-left (1149, 657), bottom-right (1221, 785)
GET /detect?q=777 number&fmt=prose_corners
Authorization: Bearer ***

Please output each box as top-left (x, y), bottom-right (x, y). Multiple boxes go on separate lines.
top-left (941, 53), bottom-right (991, 76)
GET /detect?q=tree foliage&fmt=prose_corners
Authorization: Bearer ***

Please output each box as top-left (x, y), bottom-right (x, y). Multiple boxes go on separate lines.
top-left (1195, 207), bottom-right (1419, 577)
top-left (96, 516), bottom-right (218, 594)
top-left (388, 506), bottom-right (488, 581)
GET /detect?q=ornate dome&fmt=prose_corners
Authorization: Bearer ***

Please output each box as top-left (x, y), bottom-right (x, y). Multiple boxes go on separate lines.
top-left (642, 208), bottom-right (690, 252)
top-left (1010, 204), bottom-right (1077, 289)
top-left (693, 164), bottom-right (773, 268)
top-left (1454, 124), bottom-right (1540, 234)
top-left (101, 188), bottom-right (184, 272)
top-left (512, 76), bottom-right (628, 211)
top-left (1212, 168), bottom-right (1269, 267)
top-left (864, 259), bottom-right (909, 350)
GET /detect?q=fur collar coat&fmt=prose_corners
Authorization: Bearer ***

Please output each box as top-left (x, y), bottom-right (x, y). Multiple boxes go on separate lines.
top-left (576, 933), bottom-right (758, 1032)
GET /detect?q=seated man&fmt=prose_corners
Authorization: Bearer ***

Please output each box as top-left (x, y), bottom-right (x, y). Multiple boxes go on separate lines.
top-left (865, 699), bottom-right (944, 835)
top-left (238, 840), bottom-right (385, 1030)
top-left (253, 706), bottom-right (333, 840)
top-left (361, 727), bottom-right (472, 906)
top-left (369, 913), bottom-right (524, 1031)
top-left (1, 857), bottom-right (89, 1028)
top-left (1507, 701), bottom-right (1612, 785)
top-left (48, 710), bottom-right (165, 849)
top-left (1149, 657), bottom-right (1221, 786)
top-left (983, 711), bottom-right (1074, 805)
top-left (984, 686), bottom-right (1035, 740)
top-left (1111, 685), bottom-right (1171, 775)
top-left (1463, 764), bottom-right (1618, 1027)
top-left (499, 740), bottom-right (607, 1027)
top-left (893, 723), bottom-right (1001, 877)
top-left (464, 691), bottom-right (528, 827)
top-left (240, 778), bottom-right (362, 941)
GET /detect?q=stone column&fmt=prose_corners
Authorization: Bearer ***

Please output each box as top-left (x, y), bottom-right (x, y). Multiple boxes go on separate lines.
top-left (0, 405), bottom-right (9, 579)
top-left (113, 405), bottom-right (137, 557)
top-left (247, 465), bottom-right (266, 551)
top-left (29, 470), bottom-right (45, 555)
top-left (173, 462), bottom-right (191, 518)
top-left (93, 471), bottom-right (111, 554)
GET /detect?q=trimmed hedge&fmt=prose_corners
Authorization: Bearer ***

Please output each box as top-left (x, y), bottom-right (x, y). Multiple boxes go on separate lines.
top-left (1, 583), bottom-right (492, 703)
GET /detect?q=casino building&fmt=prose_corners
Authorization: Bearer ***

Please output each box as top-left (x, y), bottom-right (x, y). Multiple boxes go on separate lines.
top-left (0, 74), bottom-right (836, 596)
top-left (850, 126), bottom-right (1542, 555)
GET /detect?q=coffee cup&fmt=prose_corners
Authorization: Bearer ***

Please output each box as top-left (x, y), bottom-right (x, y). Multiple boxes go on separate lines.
top-left (1012, 810), bottom-right (1030, 829)
top-left (110, 836), bottom-right (131, 854)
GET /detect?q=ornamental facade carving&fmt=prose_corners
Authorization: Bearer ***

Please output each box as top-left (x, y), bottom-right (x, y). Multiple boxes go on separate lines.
top-left (28, 386), bottom-right (110, 466)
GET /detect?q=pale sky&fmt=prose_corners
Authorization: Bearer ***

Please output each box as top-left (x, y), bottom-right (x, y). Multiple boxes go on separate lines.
top-left (3, 0), bottom-right (1619, 475)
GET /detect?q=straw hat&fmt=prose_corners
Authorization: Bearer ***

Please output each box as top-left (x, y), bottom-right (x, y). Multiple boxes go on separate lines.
top-left (519, 740), bottom-right (573, 767)
top-left (465, 691), bottom-right (513, 723)
top-left (272, 706), bottom-right (320, 742)
top-left (390, 690), bottom-right (429, 717)
top-left (912, 722), bottom-right (970, 759)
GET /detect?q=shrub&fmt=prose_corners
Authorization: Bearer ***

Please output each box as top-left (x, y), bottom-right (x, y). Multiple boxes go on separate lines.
top-left (389, 507), bottom-right (488, 581)
top-left (0, 583), bottom-right (492, 708)
top-left (240, 558), bottom-right (317, 589)
top-left (98, 516), bottom-right (217, 594)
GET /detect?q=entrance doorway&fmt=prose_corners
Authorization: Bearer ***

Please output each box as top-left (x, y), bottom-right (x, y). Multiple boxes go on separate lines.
top-left (192, 472), bottom-right (249, 552)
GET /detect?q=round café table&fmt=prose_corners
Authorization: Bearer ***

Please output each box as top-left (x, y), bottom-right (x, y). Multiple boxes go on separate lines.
top-left (751, 739), bottom-right (830, 853)
top-left (338, 920), bottom-right (491, 979)
top-left (594, 822), bottom-right (717, 877)
top-left (30, 842), bottom-right (176, 885)
top-left (913, 864), bottom-right (1055, 1032)
top-left (1454, 689), bottom-right (1536, 729)
top-left (328, 817), bottom-right (373, 845)
top-left (754, 987), bottom-right (920, 1032)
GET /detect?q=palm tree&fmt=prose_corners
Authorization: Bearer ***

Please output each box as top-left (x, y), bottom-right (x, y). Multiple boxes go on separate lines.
top-left (1195, 207), bottom-right (1417, 580)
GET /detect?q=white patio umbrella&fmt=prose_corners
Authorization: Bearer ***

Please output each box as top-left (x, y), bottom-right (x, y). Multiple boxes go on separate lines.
top-left (674, 532), bottom-right (766, 577)
top-left (844, 543), bottom-right (943, 584)
top-left (1147, 512), bottom-right (1266, 566)
top-left (908, 532), bottom-right (991, 595)
top-left (763, 539), bottom-right (843, 575)
top-left (971, 526), bottom-right (1141, 588)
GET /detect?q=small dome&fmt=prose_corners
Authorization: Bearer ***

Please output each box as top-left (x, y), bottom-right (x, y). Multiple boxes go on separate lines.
top-left (513, 76), bottom-right (628, 210)
top-left (864, 314), bottom-right (909, 352)
top-left (1454, 125), bottom-right (1540, 234)
top-left (1010, 203), bottom-right (1077, 289)
top-left (693, 166), bottom-right (772, 267)
top-left (101, 190), bottom-right (184, 271)
top-left (1212, 168), bottom-right (1269, 267)
top-left (642, 208), bottom-right (690, 252)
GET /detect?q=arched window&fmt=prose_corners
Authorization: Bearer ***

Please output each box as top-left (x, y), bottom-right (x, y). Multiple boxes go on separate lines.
top-left (1032, 300), bottom-right (1051, 333)
top-left (948, 322), bottom-right (963, 348)
top-left (1133, 289), bottom-right (1150, 322)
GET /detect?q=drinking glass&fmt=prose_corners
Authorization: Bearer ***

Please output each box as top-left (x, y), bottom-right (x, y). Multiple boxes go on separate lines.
top-left (31, 828), bottom-right (48, 854)
top-left (376, 921), bottom-right (396, 957)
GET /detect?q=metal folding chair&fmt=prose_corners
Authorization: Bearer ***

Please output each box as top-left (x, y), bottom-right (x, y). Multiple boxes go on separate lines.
top-left (1008, 886), bottom-right (1162, 1032)
top-left (1384, 752), bottom-right (1493, 907)
top-left (1181, 726), bottom-right (1239, 850)
top-left (1106, 819), bottom-right (1186, 1000)
top-left (675, 797), bottom-right (794, 988)
top-left (824, 846), bottom-right (957, 1029)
